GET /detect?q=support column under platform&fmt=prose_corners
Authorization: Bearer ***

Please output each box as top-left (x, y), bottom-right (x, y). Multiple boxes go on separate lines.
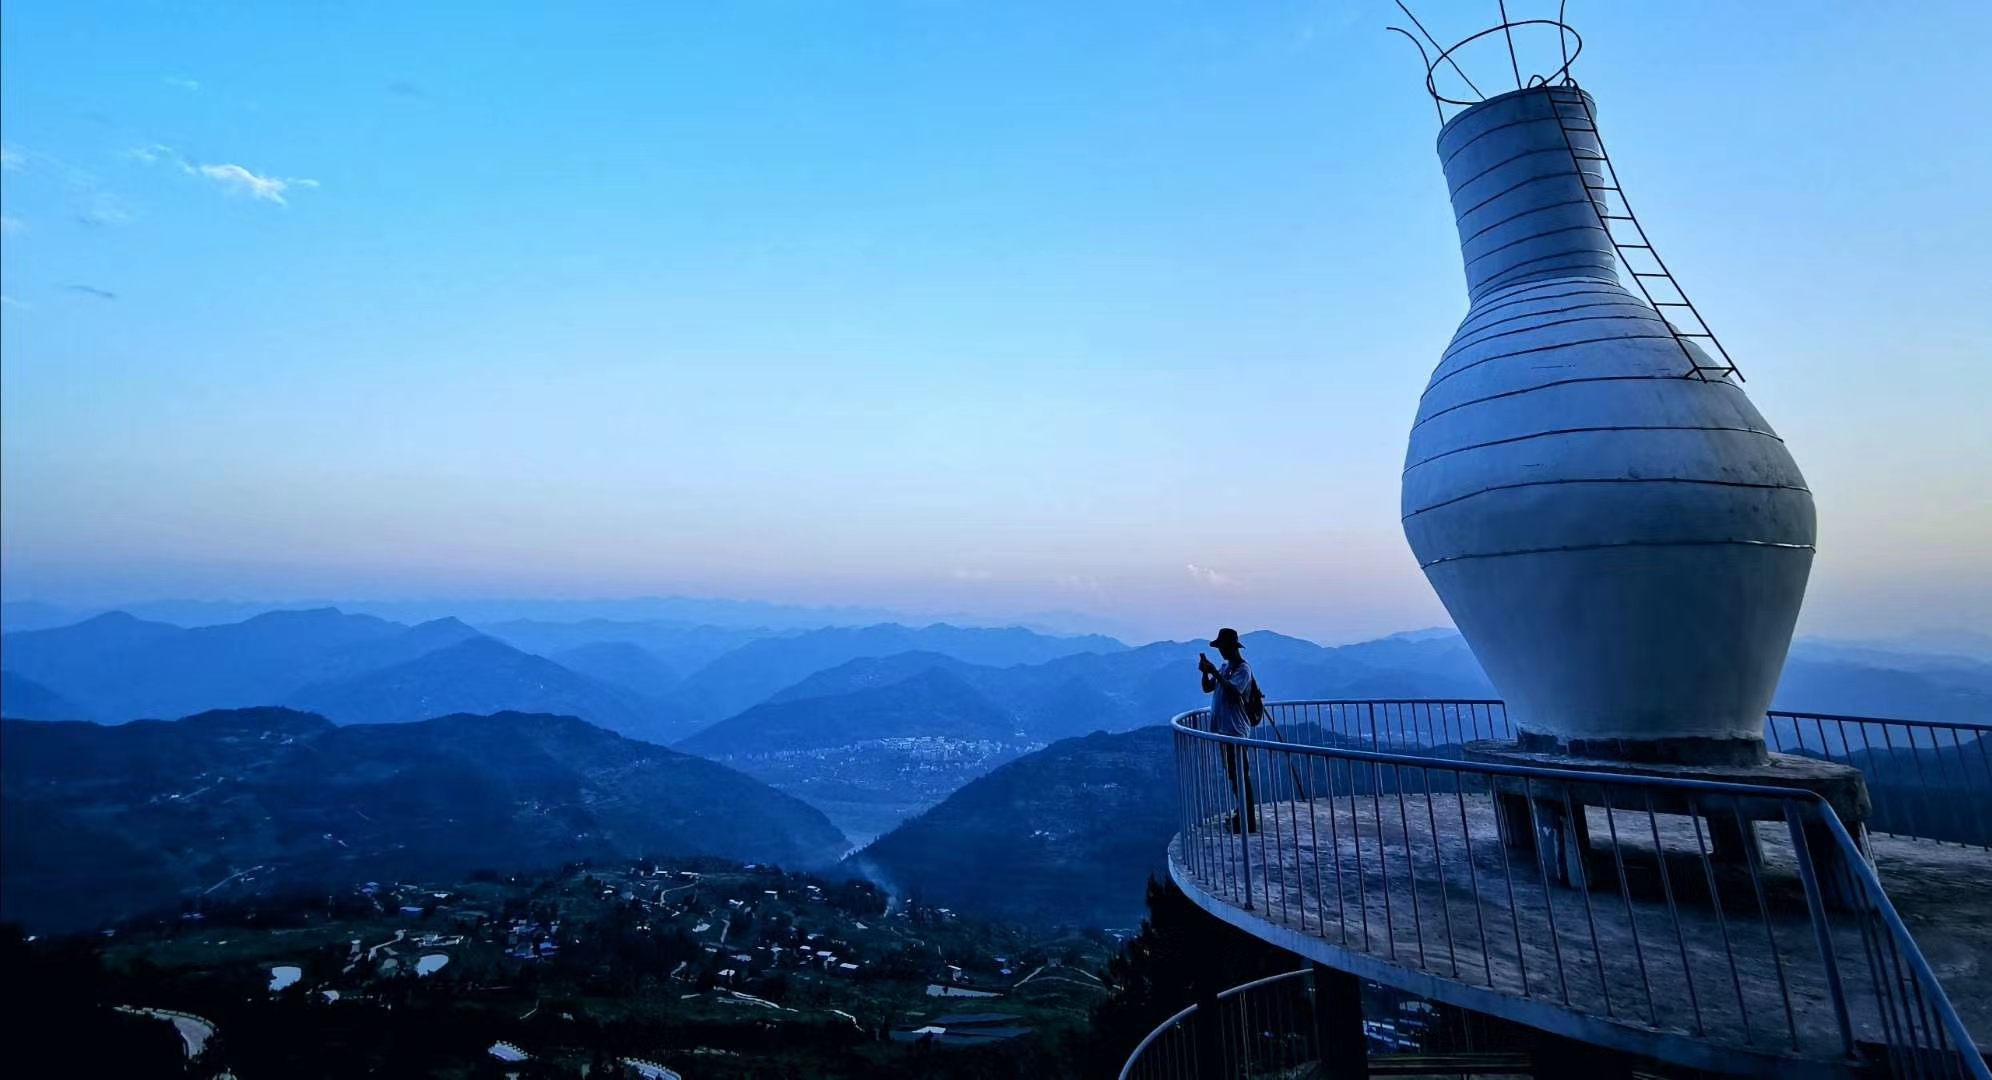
top-left (1314, 963), bottom-right (1369, 1080)
top-left (1467, 740), bottom-right (1872, 904)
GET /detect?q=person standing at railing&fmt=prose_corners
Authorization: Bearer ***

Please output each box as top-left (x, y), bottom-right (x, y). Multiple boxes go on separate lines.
top-left (1199, 628), bottom-right (1261, 834)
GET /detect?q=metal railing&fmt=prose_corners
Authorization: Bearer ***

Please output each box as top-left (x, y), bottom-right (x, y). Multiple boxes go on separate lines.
top-left (1235, 700), bottom-right (1989, 848)
top-left (1117, 969), bottom-right (1320, 1080)
top-left (1158, 702), bottom-right (1989, 1079)
top-left (1765, 711), bottom-right (1992, 848)
top-left (1118, 967), bottom-right (1534, 1080)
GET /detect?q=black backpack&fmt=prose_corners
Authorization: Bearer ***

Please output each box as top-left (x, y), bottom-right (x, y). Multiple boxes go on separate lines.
top-left (1243, 678), bottom-right (1266, 726)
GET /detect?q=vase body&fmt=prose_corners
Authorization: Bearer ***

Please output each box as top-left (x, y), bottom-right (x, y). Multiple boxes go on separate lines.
top-left (1401, 86), bottom-right (1815, 763)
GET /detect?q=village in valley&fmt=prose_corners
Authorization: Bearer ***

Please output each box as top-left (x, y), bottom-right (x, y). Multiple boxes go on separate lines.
top-left (74, 856), bottom-right (1116, 1078)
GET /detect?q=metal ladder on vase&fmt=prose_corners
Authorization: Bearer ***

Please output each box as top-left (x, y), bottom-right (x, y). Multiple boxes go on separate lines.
top-left (1547, 83), bottom-right (1744, 383)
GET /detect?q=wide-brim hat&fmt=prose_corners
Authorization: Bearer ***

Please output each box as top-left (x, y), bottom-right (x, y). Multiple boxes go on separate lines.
top-left (1208, 628), bottom-right (1243, 649)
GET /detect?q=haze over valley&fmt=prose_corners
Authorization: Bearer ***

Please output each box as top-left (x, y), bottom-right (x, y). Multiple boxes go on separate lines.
top-left (5, 597), bottom-right (1987, 931)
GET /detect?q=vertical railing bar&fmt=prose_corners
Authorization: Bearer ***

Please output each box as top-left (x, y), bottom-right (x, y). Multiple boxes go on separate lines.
top-left (1842, 836), bottom-right (1909, 1065)
top-left (1454, 767), bottom-right (1494, 989)
top-left (1304, 738), bottom-right (1324, 939)
top-left (1497, 775), bottom-right (1531, 999)
top-left (1958, 724), bottom-right (1990, 850)
top-left (1785, 802), bottom-right (1857, 1060)
top-left (1256, 745), bottom-right (1274, 916)
top-left (1598, 786), bottom-right (1655, 1026)
top-left (1324, 747), bottom-right (1349, 948)
top-left (1561, 784), bottom-right (1612, 1018)
top-left (1974, 726), bottom-right (1992, 850)
top-left (1182, 727), bottom-right (1197, 887)
top-left (1367, 704), bottom-right (1396, 962)
top-left (1347, 755), bottom-right (1370, 954)
top-left (1521, 777), bottom-right (1571, 1006)
top-left (1282, 747), bottom-right (1298, 930)
top-left (1735, 797), bottom-right (1799, 1051)
top-left (1924, 720), bottom-right (1956, 847)
top-left (1944, 733), bottom-right (1976, 852)
top-left (1880, 723), bottom-right (1917, 841)
top-left (1396, 760), bottom-right (1430, 969)
top-left (1180, 726), bottom-right (1190, 887)
top-left (1688, 809), bottom-right (1753, 1044)
top-left (1898, 917), bottom-right (1940, 1066)
top-left (1200, 730), bottom-right (1216, 898)
top-left (1645, 787), bottom-right (1704, 1035)
top-left (1421, 765), bottom-right (1461, 979)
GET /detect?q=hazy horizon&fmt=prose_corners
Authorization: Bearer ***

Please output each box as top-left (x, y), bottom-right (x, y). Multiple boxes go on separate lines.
top-left (5, 1), bottom-right (1988, 645)
top-left (6, 589), bottom-right (1990, 655)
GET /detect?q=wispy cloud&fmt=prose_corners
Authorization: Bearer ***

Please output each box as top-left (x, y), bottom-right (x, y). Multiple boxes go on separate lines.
top-left (196, 163), bottom-right (317, 204)
top-left (131, 144), bottom-right (319, 205)
top-left (77, 193), bottom-right (135, 227)
top-left (949, 569), bottom-right (995, 582)
top-left (1186, 563), bottom-right (1240, 589)
top-left (1055, 574), bottom-right (1105, 598)
top-left (164, 75), bottom-right (202, 92)
top-left (63, 284), bottom-right (118, 301)
top-left (0, 215), bottom-right (22, 234)
top-left (1, 295), bottom-right (27, 309)
top-left (0, 144), bottom-right (24, 172)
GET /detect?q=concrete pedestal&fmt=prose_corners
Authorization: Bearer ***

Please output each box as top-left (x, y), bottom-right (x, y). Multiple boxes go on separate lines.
top-left (1466, 740), bottom-right (1871, 905)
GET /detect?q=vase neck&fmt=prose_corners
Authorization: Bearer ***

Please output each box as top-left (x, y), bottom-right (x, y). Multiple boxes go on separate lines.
top-left (1439, 86), bottom-right (1621, 303)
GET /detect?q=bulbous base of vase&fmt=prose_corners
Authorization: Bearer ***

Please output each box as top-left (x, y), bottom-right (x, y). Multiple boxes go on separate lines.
top-left (1421, 539), bottom-right (1812, 749)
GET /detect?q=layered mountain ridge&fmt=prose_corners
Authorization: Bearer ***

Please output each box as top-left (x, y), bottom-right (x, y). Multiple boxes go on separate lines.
top-left (0, 706), bottom-right (849, 932)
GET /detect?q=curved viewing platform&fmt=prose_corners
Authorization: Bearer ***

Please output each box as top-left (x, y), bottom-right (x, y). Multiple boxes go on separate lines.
top-left (1159, 701), bottom-right (1991, 1079)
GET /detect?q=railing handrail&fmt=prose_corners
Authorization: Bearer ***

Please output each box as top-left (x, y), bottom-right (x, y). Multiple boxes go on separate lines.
top-left (1184, 698), bottom-right (1990, 737)
top-left (1114, 969), bottom-right (1313, 1080)
top-left (1766, 709), bottom-right (1992, 735)
top-left (1170, 707), bottom-right (1851, 806)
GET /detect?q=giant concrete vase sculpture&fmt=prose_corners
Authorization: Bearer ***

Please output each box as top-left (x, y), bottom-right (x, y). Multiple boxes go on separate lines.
top-left (1401, 86), bottom-right (1815, 764)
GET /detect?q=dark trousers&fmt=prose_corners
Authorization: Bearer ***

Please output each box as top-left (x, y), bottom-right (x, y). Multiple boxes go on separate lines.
top-left (1223, 743), bottom-right (1259, 829)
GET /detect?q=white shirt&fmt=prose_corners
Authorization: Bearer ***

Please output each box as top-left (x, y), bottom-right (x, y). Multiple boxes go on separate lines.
top-left (1208, 658), bottom-right (1254, 736)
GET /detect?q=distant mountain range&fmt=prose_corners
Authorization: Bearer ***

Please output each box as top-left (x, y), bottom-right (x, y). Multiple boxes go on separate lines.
top-left (549, 641), bottom-right (684, 700)
top-left (0, 609), bottom-right (487, 722)
top-left (682, 667), bottom-right (1023, 755)
top-left (0, 707), bottom-right (850, 933)
top-left (670, 623), bottom-right (1126, 730)
top-left (0, 594), bottom-right (1128, 637)
top-left (0, 671), bottom-right (93, 722)
top-left (743, 630), bottom-right (1495, 744)
top-left (6, 604), bottom-right (1988, 913)
top-left (478, 618), bottom-right (782, 678)
top-left (285, 635), bottom-right (691, 745)
top-left (0, 610), bottom-right (1130, 743)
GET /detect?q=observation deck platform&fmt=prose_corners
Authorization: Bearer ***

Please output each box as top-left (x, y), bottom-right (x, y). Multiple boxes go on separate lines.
top-left (1161, 702), bottom-right (1991, 1079)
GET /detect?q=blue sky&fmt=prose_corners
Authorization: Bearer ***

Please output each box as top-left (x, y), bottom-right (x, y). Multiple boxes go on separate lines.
top-left (2, 1), bottom-right (1987, 643)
